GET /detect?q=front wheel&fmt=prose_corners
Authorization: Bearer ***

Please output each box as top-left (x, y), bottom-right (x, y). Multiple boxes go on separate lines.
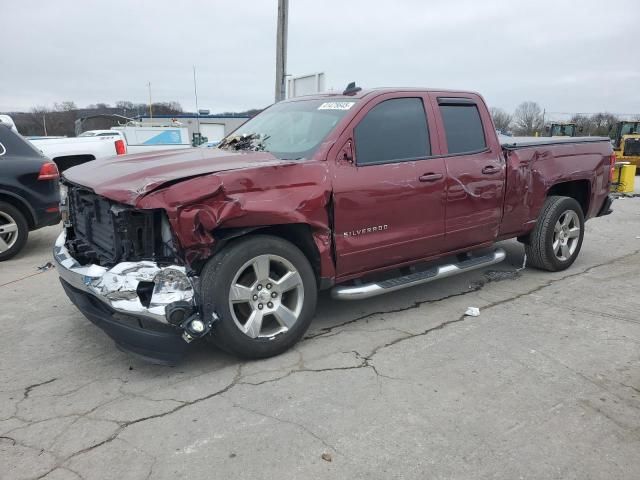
top-left (200, 235), bottom-right (317, 359)
top-left (524, 196), bottom-right (585, 272)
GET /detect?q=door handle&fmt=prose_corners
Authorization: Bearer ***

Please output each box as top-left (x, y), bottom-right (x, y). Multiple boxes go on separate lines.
top-left (481, 165), bottom-right (500, 175)
top-left (419, 173), bottom-right (444, 182)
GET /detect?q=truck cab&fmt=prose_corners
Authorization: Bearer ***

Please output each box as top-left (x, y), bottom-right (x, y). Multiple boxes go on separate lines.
top-left (611, 121), bottom-right (640, 168)
top-left (547, 122), bottom-right (578, 137)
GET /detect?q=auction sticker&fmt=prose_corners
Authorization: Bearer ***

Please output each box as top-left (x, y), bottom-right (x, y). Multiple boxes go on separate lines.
top-left (318, 102), bottom-right (355, 110)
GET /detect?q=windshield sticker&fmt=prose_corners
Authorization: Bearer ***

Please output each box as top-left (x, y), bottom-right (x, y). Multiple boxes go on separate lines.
top-left (318, 102), bottom-right (355, 111)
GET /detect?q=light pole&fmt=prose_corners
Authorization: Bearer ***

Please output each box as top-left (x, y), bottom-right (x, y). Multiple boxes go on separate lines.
top-left (193, 66), bottom-right (201, 139)
top-left (274, 0), bottom-right (288, 102)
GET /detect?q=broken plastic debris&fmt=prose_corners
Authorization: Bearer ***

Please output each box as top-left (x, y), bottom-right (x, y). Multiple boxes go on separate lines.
top-left (464, 307), bottom-right (480, 317)
top-left (36, 262), bottom-right (54, 272)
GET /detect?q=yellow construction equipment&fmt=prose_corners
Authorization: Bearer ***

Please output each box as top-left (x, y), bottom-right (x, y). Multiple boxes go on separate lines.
top-left (547, 122), bottom-right (578, 137)
top-left (612, 162), bottom-right (637, 193)
top-left (611, 121), bottom-right (640, 170)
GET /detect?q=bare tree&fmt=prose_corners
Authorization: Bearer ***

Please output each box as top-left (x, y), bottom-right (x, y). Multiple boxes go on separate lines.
top-left (490, 107), bottom-right (512, 133)
top-left (512, 101), bottom-right (544, 136)
top-left (590, 112), bottom-right (618, 136)
top-left (54, 101), bottom-right (77, 112)
top-left (570, 114), bottom-right (594, 136)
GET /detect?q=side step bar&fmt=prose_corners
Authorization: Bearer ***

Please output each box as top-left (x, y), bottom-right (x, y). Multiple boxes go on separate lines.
top-left (331, 248), bottom-right (506, 301)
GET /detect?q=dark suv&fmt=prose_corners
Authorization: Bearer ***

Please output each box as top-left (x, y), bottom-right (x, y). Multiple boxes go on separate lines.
top-left (0, 123), bottom-right (61, 260)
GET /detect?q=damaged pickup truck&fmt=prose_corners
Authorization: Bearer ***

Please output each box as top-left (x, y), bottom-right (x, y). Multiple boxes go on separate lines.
top-left (54, 86), bottom-right (615, 364)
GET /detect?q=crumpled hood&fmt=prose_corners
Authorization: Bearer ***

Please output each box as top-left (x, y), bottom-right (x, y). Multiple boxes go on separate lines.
top-left (62, 148), bottom-right (289, 205)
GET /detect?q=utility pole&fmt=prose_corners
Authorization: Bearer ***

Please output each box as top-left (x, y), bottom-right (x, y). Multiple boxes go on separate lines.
top-left (193, 66), bottom-right (201, 138)
top-left (148, 81), bottom-right (153, 121)
top-left (42, 114), bottom-right (47, 136)
top-left (274, 0), bottom-right (288, 102)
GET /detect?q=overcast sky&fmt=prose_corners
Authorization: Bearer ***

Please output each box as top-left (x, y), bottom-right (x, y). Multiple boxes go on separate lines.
top-left (1, 0), bottom-right (639, 118)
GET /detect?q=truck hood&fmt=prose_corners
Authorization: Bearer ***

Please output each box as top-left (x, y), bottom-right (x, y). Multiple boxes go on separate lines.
top-left (63, 148), bottom-right (290, 204)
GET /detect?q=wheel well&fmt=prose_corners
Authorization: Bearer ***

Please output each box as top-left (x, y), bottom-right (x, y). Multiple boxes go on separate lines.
top-left (205, 224), bottom-right (322, 281)
top-left (52, 155), bottom-right (96, 172)
top-left (547, 180), bottom-right (590, 215)
top-left (0, 193), bottom-right (35, 228)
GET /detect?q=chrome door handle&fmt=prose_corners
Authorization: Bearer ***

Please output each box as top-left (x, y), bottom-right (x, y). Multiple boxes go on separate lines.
top-left (419, 173), bottom-right (444, 182)
top-left (482, 165), bottom-right (500, 175)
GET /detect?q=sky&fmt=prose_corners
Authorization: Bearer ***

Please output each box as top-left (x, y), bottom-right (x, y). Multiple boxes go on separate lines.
top-left (1, 0), bottom-right (639, 119)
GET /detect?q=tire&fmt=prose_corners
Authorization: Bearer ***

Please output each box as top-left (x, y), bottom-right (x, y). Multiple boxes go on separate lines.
top-left (0, 202), bottom-right (29, 261)
top-left (524, 196), bottom-right (584, 272)
top-left (200, 235), bottom-right (317, 359)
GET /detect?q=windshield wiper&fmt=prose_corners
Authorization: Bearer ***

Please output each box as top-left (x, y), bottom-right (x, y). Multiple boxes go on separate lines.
top-left (218, 133), bottom-right (270, 152)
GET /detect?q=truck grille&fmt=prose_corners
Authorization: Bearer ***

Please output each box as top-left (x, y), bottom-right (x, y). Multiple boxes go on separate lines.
top-left (65, 185), bottom-right (167, 266)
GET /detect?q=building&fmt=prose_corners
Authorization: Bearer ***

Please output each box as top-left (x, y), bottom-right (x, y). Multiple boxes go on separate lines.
top-left (136, 114), bottom-right (250, 144)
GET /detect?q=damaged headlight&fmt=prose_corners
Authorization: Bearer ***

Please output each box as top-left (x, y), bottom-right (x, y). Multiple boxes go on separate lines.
top-left (152, 267), bottom-right (194, 305)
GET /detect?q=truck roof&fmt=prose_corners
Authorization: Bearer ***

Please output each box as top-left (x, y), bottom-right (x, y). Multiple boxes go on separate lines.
top-left (282, 87), bottom-right (482, 102)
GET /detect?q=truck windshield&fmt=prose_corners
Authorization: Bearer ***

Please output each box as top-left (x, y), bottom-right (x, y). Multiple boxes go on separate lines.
top-left (217, 99), bottom-right (357, 160)
top-left (620, 122), bottom-right (639, 136)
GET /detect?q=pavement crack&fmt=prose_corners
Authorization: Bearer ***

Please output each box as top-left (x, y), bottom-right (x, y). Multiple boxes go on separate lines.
top-left (23, 378), bottom-right (57, 400)
top-left (229, 401), bottom-right (341, 454)
top-left (0, 435), bottom-right (17, 445)
top-left (363, 249), bottom-right (640, 363)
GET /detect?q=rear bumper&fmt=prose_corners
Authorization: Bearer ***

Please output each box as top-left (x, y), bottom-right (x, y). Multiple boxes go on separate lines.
top-left (33, 208), bottom-right (61, 229)
top-left (597, 195), bottom-right (614, 217)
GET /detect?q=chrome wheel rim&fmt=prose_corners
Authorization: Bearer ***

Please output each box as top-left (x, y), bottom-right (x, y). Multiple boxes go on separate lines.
top-left (0, 211), bottom-right (19, 253)
top-left (553, 210), bottom-right (580, 261)
top-left (228, 254), bottom-right (304, 339)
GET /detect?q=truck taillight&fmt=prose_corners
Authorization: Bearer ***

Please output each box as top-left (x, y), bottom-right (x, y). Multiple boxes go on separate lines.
top-left (37, 162), bottom-right (60, 181)
top-left (609, 152), bottom-right (616, 182)
top-left (115, 139), bottom-right (126, 155)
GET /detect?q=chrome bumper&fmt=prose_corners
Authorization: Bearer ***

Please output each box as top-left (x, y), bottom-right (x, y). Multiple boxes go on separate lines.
top-left (53, 231), bottom-right (195, 325)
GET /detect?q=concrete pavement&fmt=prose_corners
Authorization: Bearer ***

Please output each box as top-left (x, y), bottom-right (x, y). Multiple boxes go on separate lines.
top-left (1, 197), bottom-right (639, 479)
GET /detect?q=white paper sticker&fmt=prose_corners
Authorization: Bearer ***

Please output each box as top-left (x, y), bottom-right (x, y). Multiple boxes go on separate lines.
top-left (318, 102), bottom-right (355, 111)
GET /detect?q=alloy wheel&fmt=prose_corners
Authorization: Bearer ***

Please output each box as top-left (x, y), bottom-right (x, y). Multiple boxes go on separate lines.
top-left (0, 211), bottom-right (19, 254)
top-left (228, 254), bottom-right (304, 339)
top-left (552, 210), bottom-right (580, 261)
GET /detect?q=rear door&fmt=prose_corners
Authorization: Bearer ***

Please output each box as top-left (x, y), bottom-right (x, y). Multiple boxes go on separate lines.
top-left (428, 94), bottom-right (505, 250)
top-left (332, 94), bottom-right (447, 277)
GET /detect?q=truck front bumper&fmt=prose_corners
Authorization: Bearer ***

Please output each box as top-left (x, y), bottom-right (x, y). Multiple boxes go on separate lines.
top-left (53, 231), bottom-right (197, 364)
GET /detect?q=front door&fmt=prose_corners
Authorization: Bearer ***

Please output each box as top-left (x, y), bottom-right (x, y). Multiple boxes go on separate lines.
top-left (332, 95), bottom-right (447, 277)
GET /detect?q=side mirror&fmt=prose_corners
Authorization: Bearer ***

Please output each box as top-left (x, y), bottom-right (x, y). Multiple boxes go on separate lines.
top-left (338, 140), bottom-right (354, 164)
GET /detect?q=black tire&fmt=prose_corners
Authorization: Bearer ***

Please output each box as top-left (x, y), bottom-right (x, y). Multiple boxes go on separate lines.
top-left (200, 235), bottom-right (317, 359)
top-left (524, 196), bottom-right (584, 272)
top-left (0, 201), bottom-right (29, 261)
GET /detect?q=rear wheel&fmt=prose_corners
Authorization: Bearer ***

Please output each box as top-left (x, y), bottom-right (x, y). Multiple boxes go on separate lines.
top-left (0, 202), bottom-right (29, 261)
top-left (200, 235), bottom-right (317, 358)
top-left (524, 196), bottom-right (584, 272)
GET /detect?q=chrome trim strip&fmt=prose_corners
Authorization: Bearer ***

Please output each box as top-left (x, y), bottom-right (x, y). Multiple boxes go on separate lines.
top-left (53, 231), bottom-right (195, 324)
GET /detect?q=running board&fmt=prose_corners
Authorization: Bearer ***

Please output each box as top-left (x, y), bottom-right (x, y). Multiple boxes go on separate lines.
top-left (331, 248), bottom-right (507, 301)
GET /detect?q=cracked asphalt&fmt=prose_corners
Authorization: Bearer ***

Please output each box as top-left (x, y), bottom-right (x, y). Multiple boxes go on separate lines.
top-left (1, 197), bottom-right (639, 480)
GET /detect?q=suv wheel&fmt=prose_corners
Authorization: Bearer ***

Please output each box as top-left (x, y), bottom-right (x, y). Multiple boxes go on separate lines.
top-left (524, 196), bottom-right (584, 271)
top-left (0, 202), bottom-right (28, 261)
top-left (200, 235), bottom-right (317, 359)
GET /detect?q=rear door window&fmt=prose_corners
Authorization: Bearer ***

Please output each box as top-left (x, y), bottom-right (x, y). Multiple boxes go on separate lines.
top-left (0, 126), bottom-right (43, 157)
top-left (355, 98), bottom-right (430, 165)
top-left (438, 102), bottom-right (486, 154)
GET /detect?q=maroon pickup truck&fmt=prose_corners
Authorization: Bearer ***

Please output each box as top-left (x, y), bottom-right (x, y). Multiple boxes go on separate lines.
top-left (54, 86), bottom-right (615, 363)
